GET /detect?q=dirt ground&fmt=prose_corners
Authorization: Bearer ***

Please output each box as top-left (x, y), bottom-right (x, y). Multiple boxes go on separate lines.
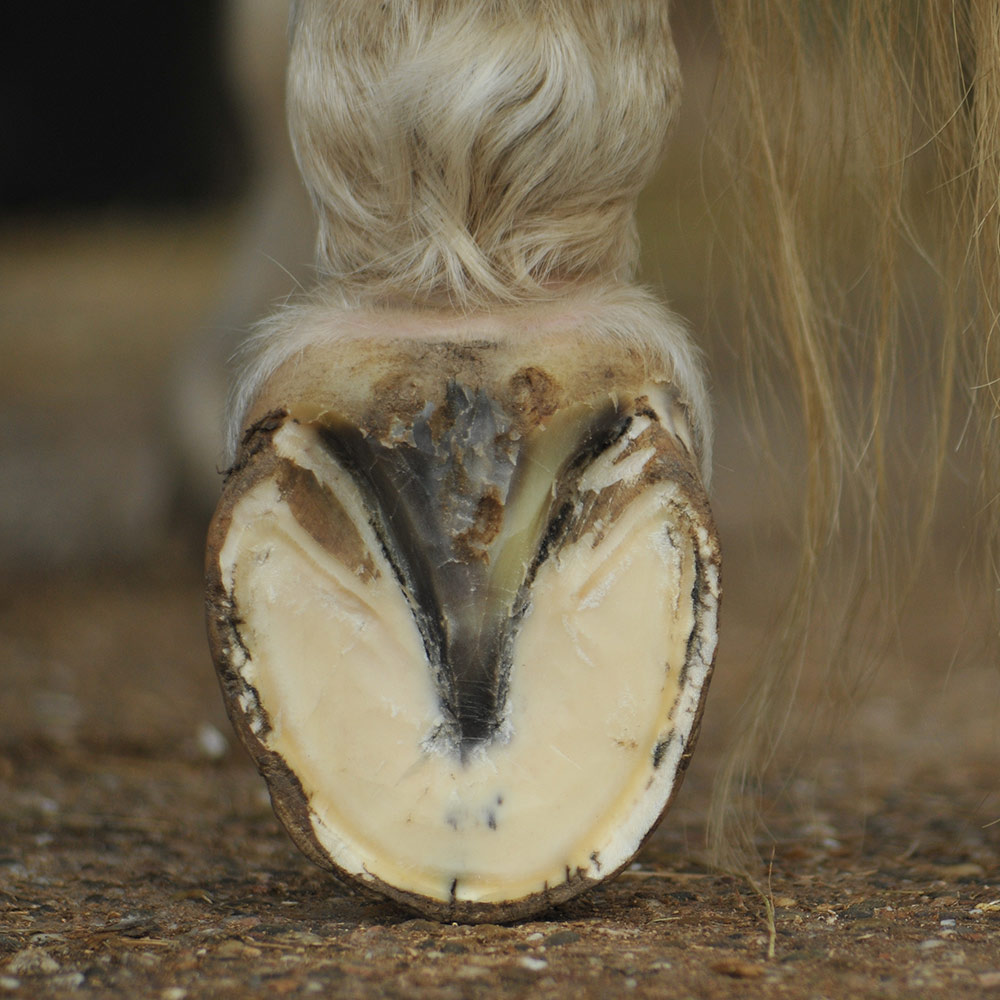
top-left (1, 209), bottom-right (998, 999)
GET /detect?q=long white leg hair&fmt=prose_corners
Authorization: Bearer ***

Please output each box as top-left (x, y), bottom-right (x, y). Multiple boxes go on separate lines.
top-left (704, 0), bottom-right (1000, 866)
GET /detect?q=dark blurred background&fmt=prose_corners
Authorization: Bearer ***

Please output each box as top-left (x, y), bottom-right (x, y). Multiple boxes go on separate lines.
top-left (2, 3), bottom-right (246, 213)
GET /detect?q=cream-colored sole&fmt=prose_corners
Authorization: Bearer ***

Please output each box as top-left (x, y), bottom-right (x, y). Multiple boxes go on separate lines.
top-left (206, 334), bottom-right (719, 921)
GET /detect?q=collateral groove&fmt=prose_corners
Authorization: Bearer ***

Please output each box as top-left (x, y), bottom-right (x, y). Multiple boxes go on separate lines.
top-left (314, 394), bottom-right (667, 756)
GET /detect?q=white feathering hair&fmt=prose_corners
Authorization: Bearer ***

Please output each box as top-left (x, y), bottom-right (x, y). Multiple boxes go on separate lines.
top-left (227, 285), bottom-right (712, 482)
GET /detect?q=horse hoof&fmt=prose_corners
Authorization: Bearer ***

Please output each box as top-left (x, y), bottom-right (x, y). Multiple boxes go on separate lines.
top-left (205, 332), bottom-right (720, 921)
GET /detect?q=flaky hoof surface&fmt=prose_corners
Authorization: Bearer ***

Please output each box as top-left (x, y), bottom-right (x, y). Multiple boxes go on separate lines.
top-left (206, 335), bottom-right (720, 921)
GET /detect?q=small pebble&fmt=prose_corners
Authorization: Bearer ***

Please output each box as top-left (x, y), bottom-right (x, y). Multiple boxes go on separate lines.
top-left (545, 931), bottom-right (581, 947)
top-left (919, 939), bottom-right (946, 951)
top-left (711, 959), bottom-right (765, 980)
top-left (519, 956), bottom-right (548, 971)
top-left (455, 965), bottom-right (489, 980)
top-left (282, 930), bottom-right (324, 947)
top-left (398, 919), bottom-right (439, 934)
top-left (196, 723), bottom-right (228, 760)
top-left (213, 940), bottom-right (249, 960)
top-left (7, 948), bottom-right (60, 976)
top-left (525, 932), bottom-right (544, 942)
top-left (29, 935), bottom-right (65, 946)
top-left (162, 988), bottom-right (188, 1000)
top-left (51, 973), bottom-right (85, 990)
top-left (0, 978), bottom-right (20, 992)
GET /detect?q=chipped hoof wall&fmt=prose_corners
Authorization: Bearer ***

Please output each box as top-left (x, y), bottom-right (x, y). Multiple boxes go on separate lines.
top-left (206, 337), bottom-right (720, 922)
